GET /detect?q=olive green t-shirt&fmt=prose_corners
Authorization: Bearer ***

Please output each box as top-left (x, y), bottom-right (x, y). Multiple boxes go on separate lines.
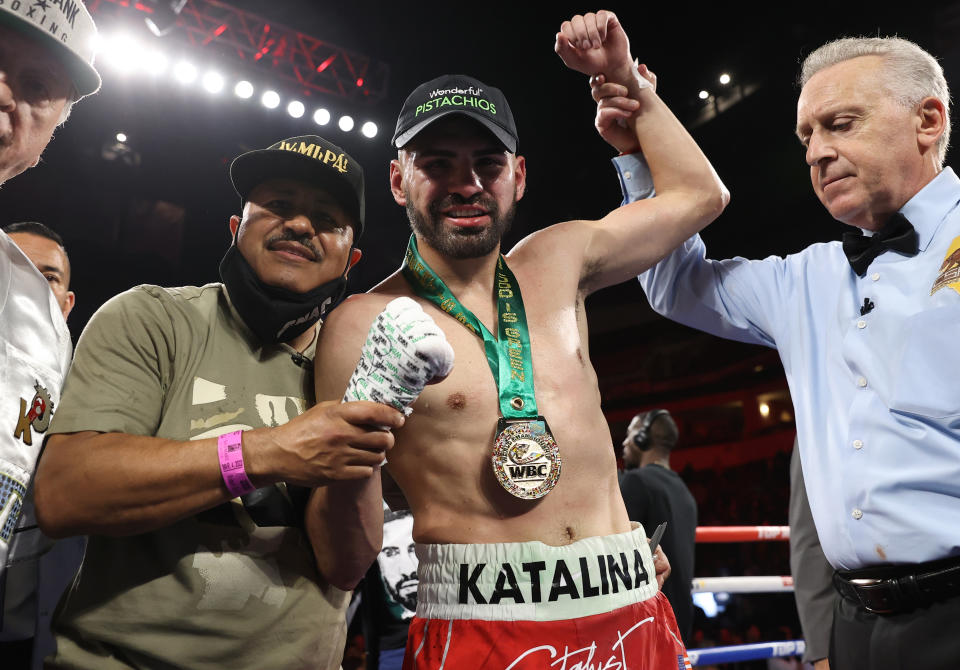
top-left (46, 284), bottom-right (349, 669)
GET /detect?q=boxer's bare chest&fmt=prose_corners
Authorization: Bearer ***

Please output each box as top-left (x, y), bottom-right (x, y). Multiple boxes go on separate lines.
top-left (409, 272), bottom-right (592, 430)
top-left (386, 266), bottom-right (620, 543)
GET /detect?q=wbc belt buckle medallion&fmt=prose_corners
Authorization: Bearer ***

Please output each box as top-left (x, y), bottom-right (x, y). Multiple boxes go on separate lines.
top-left (492, 416), bottom-right (561, 500)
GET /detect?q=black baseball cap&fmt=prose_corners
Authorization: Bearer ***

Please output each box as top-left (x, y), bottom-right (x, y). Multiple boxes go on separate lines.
top-left (230, 135), bottom-right (365, 239)
top-left (392, 74), bottom-right (518, 152)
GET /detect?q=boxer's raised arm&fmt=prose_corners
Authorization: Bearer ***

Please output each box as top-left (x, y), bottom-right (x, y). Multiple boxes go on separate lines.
top-left (549, 10), bottom-right (728, 294)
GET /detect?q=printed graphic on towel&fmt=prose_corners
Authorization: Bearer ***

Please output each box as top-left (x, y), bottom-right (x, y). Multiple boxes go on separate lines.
top-left (379, 508), bottom-right (418, 619)
top-left (13, 380), bottom-right (54, 447)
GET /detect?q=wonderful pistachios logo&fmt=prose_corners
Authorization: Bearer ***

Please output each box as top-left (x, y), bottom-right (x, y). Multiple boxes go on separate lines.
top-left (415, 86), bottom-right (497, 117)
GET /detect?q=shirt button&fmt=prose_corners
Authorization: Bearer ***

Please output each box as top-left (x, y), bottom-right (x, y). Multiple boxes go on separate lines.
top-left (624, 171), bottom-right (633, 180)
top-left (857, 320), bottom-right (867, 329)
top-left (871, 273), bottom-right (880, 281)
top-left (853, 439), bottom-right (864, 450)
top-left (852, 509), bottom-right (863, 520)
top-left (857, 376), bottom-right (868, 388)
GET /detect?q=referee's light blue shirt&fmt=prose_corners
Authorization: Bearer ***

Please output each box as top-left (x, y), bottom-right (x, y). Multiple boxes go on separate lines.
top-left (616, 154), bottom-right (960, 571)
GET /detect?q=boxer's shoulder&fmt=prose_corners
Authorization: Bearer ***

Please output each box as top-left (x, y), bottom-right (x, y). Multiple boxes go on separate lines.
top-left (322, 292), bottom-right (390, 335)
top-left (368, 269), bottom-right (415, 296)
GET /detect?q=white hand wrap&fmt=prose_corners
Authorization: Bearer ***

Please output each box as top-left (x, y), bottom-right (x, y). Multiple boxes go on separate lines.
top-left (342, 297), bottom-right (455, 415)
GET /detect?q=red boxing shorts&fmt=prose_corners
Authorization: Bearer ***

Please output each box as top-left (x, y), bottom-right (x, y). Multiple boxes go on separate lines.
top-left (404, 523), bottom-right (689, 670)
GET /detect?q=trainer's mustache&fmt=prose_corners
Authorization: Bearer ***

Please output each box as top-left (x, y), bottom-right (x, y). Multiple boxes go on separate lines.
top-left (265, 230), bottom-right (321, 259)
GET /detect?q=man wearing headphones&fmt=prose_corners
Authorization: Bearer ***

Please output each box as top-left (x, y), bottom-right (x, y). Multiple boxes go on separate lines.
top-left (620, 409), bottom-right (698, 643)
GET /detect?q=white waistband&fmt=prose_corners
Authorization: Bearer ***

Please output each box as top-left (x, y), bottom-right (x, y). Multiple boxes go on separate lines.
top-left (415, 523), bottom-right (658, 622)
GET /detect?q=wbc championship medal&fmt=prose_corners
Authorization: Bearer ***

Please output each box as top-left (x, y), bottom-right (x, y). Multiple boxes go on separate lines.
top-left (401, 235), bottom-right (562, 500)
top-left (493, 416), bottom-right (561, 500)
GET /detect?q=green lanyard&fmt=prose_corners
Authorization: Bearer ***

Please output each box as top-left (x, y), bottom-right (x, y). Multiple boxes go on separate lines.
top-left (401, 235), bottom-right (536, 419)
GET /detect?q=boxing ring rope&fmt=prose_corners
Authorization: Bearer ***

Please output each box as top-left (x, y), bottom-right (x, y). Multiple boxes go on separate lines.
top-left (695, 525), bottom-right (790, 542)
top-left (692, 575), bottom-right (794, 594)
top-left (687, 525), bottom-right (803, 666)
top-left (688, 640), bottom-right (807, 666)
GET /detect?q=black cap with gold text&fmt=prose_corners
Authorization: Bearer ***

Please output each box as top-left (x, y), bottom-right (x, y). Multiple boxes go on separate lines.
top-left (230, 135), bottom-right (365, 238)
top-left (392, 74), bottom-right (518, 152)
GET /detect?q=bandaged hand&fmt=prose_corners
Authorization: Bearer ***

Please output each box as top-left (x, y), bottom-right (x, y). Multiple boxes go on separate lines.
top-left (343, 297), bottom-right (454, 415)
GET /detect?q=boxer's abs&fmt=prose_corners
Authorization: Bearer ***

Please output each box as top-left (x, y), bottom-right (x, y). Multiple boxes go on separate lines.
top-left (403, 476), bottom-right (632, 546)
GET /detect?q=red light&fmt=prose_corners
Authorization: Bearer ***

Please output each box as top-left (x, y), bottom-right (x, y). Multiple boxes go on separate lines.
top-left (254, 44), bottom-right (271, 61)
top-left (316, 54), bottom-right (337, 73)
top-left (356, 78), bottom-right (363, 87)
top-left (213, 24), bottom-right (228, 36)
top-left (134, 2), bottom-right (154, 11)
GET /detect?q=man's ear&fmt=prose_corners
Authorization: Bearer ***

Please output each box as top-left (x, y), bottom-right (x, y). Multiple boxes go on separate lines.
top-left (917, 96), bottom-right (947, 154)
top-left (63, 291), bottom-right (75, 320)
top-left (390, 159), bottom-right (407, 206)
top-left (228, 214), bottom-right (241, 239)
top-left (513, 154), bottom-right (527, 202)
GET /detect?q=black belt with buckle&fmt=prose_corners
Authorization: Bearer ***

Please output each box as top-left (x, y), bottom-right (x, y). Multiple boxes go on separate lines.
top-left (833, 555), bottom-right (960, 615)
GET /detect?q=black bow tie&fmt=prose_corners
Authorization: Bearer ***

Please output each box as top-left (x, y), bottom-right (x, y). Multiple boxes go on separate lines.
top-left (842, 213), bottom-right (919, 277)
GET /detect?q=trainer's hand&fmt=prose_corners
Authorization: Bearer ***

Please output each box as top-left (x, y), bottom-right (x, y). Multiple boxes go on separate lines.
top-left (556, 11), bottom-right (634, 85)
top-left (247, 400), bottom-right (405, 487)
top-left (653, 545), bottom-right (671, 590)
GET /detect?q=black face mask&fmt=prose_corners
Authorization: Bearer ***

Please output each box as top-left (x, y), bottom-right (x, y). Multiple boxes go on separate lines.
top-left (218, 243), bottom-right (349, 345)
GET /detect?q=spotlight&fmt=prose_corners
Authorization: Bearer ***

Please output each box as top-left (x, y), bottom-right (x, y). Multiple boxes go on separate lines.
top-left (173, 61), bottom-right (198, 84)
top-left (338, 115), bottom-right (354, 132)
top-left (698, 90), bottom-right (710, 100)
top-left (287, 100), bottom-right (305, 118)
top-left (116, 132), bottom-right (128, 143)
top-left (143, 50), bottom-right (169, 76)
top-left (361, 121), bottom-right (378, 139)
top-left (719, 73), bottom-right (731, 85)
top-left (234, 80), bottom-right (254, 99)
top-left (101, 34), bottom-right (142, 72)
top-left (759, 402), bottom-right (770, 418)
top-left (313, 108), bottom-right (331, 125)
top-left (261, 90), bottom-right (280, 109)
top-left (145, 0), bottom-right (189, 37)
top-left (202, 71), bottom-right (225, 94)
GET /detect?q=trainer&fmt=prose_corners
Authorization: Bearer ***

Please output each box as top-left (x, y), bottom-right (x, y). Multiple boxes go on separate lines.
top-left (34, 135), bottom-right (404, 669)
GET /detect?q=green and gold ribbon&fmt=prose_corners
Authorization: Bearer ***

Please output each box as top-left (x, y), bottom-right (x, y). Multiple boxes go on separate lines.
top-left (401, 235), bottom-right (536, 419)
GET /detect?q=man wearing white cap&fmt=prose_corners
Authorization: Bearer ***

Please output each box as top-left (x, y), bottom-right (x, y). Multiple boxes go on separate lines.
top-left (0, 0), bottom-right (101, 183)
top-left (0, 1), bottom-right (99, 666)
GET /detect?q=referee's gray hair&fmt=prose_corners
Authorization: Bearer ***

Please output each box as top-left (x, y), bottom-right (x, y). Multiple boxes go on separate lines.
top-left (800, 37), bottom-right (951, 167)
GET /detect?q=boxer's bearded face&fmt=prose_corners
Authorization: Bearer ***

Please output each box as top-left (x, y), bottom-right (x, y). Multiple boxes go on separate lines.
top-left (405, 190), bottom-right (517, 259)
top-left (392, 116), bottom-right (526, 259)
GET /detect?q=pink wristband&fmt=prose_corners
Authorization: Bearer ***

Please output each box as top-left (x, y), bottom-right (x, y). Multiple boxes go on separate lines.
top-left (217, 430), bottom-right (256, 497)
